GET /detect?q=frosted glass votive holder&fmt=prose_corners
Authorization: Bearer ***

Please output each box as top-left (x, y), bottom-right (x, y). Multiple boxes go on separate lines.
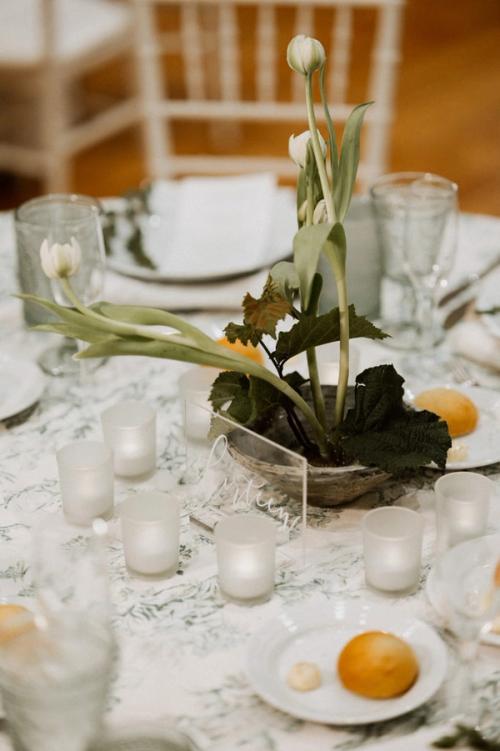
top-left (362, 507), bottom-right (423, 593)
top-left (56, 440), bottom-right (114, 525)
top-left (434, 471), bottom-right (492, 554)
top-left (120, 491), bottom-right (180, 577)
top-left (179, 367), bottom-right (219, 442)
top-left (101, 401), bottom-right (156, 478)
top-left (215, 514), bottom-right (276, 604)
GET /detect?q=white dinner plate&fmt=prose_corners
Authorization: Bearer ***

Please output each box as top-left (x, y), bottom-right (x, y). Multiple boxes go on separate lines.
top-left (103, 183), bottom-right (296, 283)
top-left (246, 601), bottom-right (447, 725)
top-left (0, 358), bottom-right (45, 422)
top-left (405, 383), bottom-right (500, 470)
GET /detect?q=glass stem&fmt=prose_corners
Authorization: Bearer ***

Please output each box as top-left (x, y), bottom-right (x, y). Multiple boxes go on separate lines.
top-left (414, 286), bottom-right (436, 351)
top-left (450, 638), bottom-right (478, 720)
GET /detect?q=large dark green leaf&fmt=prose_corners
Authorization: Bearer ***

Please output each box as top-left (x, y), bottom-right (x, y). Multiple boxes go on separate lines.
top-left (334, 102), bottom-right (372, 222)
top-left (342, 364), bottom-right (405, 434)
top-left (274, 306), bottom-right (388, 364)
top-left (209, 370), bottom-right (307, 427)
top-left (209, 371), bottom-right (254, 424)
top-left (337, 364), bottom-right (452, 473)
top-left (342, 411), bottom-right (451, 473)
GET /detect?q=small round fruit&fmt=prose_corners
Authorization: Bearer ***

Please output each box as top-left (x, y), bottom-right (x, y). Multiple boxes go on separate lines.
top-left (216, 337), bottom-right (264, 365)
top-left (286, 661), bottom-right (322, 691)
top-left (337, 631), bottom-right (419, 699)
top-left (0, 604), bottom-right (34, 643)
top-left (414, 387), bottom-right (478, 438)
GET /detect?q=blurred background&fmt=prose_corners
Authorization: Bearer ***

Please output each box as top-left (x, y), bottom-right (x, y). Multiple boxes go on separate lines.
top-left (0, 0), bottom-right (499, 214)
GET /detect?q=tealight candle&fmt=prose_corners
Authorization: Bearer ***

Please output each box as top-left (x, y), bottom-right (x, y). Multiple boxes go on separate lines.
top-left (120, 491), bottom-right (180, 577)
top-left (179, 367), bottom-right (219, 442)
top-left (56, 440), bottom-right (114, 525)
top-left (434, 472), bottom-right (492, 554)
top-left (362, 507), bottom-right (423, 593)
top-left (101, 401), bottom-right (156, 478)
top-left (215, 514), bottom-right (276, 604)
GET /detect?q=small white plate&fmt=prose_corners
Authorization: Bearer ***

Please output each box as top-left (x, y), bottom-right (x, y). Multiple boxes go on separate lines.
top-left (405, 383), bottom-right (500, 470)
top-left (246, 601), bottom-right (447, 725)
top-left (0, 358), bottom-right (45, 422)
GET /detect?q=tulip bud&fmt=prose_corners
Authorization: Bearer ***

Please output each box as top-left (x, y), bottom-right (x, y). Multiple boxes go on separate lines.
top-left (313, 199), bottom-right (327, 224)
top-left (40, 237), bottom-right (81, 279)
top-left (287, 35), bottom-right (326, 76)
top-left (289, 130), bottom-right (327, 169)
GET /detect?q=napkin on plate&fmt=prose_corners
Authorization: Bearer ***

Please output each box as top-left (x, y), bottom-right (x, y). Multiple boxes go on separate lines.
top-left (449, 267), bottom-right (500, 378)
top-left (103, 267), bottom-right (269, 311)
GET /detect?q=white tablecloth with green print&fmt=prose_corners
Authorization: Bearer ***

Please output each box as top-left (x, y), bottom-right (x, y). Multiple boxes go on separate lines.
top-left (0, 210), bottom-right (499, 751)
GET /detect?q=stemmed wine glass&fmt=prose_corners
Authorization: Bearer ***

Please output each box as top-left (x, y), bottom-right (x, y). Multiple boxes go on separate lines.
top-left (371, 172), bottom-right (458, 358)
top-left (15, 194), bottom-right (106, 376)
top-left (437, 534), bottom-right (500, 720)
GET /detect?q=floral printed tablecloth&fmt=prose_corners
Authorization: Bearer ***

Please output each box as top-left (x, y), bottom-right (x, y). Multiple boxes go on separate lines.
top-left (0, 211), bottom-right (499, 750)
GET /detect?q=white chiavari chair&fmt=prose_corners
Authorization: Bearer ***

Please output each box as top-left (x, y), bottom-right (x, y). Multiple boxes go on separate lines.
top-left (0, 0), bottom-right (139, 192)
top-left (132, 0), bottom-right (405, 191)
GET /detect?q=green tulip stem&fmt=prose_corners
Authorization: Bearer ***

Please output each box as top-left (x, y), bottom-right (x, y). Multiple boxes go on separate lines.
top-left (304, 178), bottom-right (327, 430)
top-left (334, 275), bottom-right (349, 426)
top-left (305, 73), bottom-right (335, 223)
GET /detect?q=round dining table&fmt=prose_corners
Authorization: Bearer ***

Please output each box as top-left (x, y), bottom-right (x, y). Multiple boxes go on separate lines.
top-left (0, 209), bottom-right (499, 751)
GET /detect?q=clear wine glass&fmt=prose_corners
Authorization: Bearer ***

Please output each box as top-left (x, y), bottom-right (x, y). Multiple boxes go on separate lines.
top-left (371, 172), bottom-right (458, 354)
top-left (15, 194), bottom-right (106, 377)
top-left (438, 534), bottom-right (500, 720)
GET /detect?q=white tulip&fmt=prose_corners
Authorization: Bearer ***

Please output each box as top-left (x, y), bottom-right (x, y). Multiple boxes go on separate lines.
top-left (289, 130), bottom-right (327, 168)
top-left (313, 199), bottom-right (327, 224)
top-left (287, 35), bottom-right (326, 76)
top-left (40, 237), bottom-right (81, 279)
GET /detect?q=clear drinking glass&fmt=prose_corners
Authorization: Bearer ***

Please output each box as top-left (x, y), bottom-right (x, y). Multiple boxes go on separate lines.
top-left (0, 517), bottom-right (115, 751)
top-left (15, 194), bottom-right (106, 376)
top-left (371, 172), bottom-right (458, 351)
top-left (438, 534), bottom-right (500, 719)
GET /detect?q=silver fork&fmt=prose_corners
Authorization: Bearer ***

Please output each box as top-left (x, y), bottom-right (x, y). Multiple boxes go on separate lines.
top-left (451, 360), bottom-right (479, 387)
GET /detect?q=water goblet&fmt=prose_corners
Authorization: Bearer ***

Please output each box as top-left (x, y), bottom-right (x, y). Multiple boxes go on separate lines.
top-left (437, 534), bottom-right (500, 719)
top-left (15, 194), bottom-right (106, 376)
top-left (371, 172), bottom-right (458, 356)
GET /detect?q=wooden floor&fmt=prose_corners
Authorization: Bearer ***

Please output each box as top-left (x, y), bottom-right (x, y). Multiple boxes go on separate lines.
top-left (1, 0), bottom-right (500, 215)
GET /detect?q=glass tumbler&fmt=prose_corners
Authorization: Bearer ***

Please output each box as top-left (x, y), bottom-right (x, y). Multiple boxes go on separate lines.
top-left (0, 615), bottom-right (114, 751)
top-left (371, 172), bottom-right (458, 351)
top-left (15, 194), bottom-right (106, 376)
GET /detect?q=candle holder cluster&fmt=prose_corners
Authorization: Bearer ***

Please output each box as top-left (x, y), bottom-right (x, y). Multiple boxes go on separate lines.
top-left (56, 400), bottom-right (157, 527)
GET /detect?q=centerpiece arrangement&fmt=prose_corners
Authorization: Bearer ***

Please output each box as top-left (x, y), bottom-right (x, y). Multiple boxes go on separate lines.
top-left (25, 35), bottom-right (451, 505)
